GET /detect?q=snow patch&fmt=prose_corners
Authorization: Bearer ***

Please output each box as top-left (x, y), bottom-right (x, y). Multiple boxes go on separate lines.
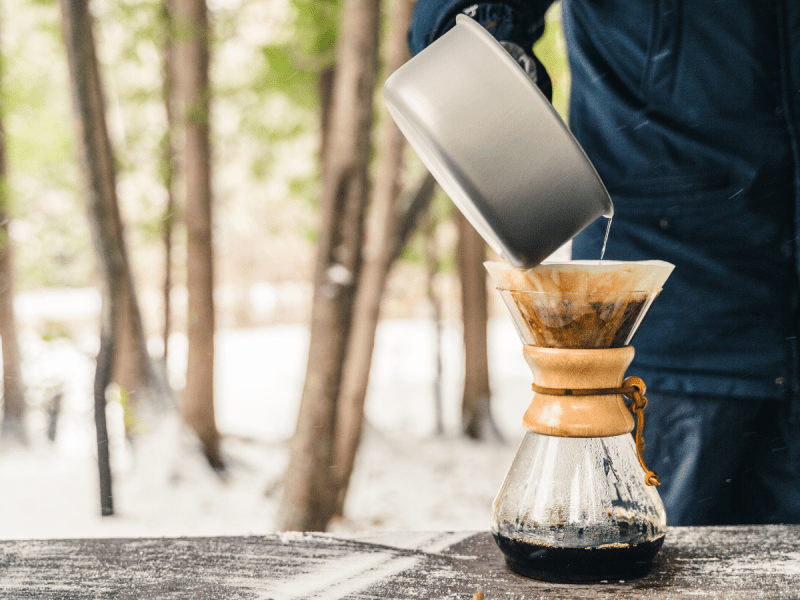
top-left (1, 318), bottom-right (527, 539)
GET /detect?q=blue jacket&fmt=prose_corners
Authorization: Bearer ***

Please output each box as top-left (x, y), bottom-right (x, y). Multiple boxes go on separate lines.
top-left (410, 1), bottom-right (800, 403)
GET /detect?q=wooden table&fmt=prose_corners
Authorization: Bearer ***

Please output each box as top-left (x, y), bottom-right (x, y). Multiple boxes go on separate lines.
top-left (1, 526), bottom-right (798, 598)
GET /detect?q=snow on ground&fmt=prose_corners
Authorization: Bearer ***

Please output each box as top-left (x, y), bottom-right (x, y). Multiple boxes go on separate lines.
top-left (0, 303), bottom-right (535, 540)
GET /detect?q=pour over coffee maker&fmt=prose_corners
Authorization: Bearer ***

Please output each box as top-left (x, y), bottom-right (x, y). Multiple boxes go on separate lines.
top-left (486, 260), bottom-right (674, 583)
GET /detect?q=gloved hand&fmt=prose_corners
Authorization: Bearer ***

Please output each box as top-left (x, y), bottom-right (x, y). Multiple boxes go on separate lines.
top-left (412, 1), bottom-right (553, 102)
top-left (499, 40), bottom-right (540, 84)
top-left (463, 4), bottom-right (553, 101)
top-left (498, 40), bottom-right (552, 101)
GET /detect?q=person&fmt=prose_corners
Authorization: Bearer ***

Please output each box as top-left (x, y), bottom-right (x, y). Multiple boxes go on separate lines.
top-left (409, 1), bottom-right (800, 526)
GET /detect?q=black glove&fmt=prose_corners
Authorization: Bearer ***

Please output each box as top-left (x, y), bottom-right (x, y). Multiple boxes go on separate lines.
top-left (499, 41), bottom-right (553, 102)
top-left (499, 41), bottom-right (539, 83)
top-left (447, 3), bottom-right (553, 102)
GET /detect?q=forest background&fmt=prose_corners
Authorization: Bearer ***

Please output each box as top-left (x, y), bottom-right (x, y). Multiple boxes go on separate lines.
top-left (0, 0), bottom-right (569, 536)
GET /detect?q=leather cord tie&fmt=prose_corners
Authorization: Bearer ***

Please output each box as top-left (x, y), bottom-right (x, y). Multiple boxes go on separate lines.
top-left (531, 376), bottom-right (660, 486)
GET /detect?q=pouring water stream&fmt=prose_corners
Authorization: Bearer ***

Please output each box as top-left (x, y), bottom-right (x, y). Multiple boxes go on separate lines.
top-left (600, 216), bottom-right (613, 261)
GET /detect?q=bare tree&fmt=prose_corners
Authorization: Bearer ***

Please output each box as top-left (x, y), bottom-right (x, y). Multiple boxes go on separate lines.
top-left (331, 0), bottom-right (416, 513)
top-left (0, 35), bottom-right (26, 445)
top-left (456, 212), bottom-right (495, 439)
top-left (174, 0), bottom-right (223, 471)
top-left (319, 65), bottom-right (335, 181)
top-left (425, 201), bottom-right (445, 437)
top-left (60, 0), bottom-right (172, 514)
top-left (59, 0), bottom-right (168, 420)
top-left (278, 0), bottom-right (381, 532)
top-left (93, 302), bottom-right (115, 515)
top-left (161, 0), bottom-right (179, 364)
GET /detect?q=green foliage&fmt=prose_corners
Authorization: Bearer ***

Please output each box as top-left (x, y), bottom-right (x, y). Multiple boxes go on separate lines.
top-left (301, 223), bottom-right (318, 246)
top-left (250, 0), bottom-right (340, 139)
top-left (288, 0), bottom-right (339, 65)
top-left (287, 175), bottom-right (318, 206)
top-left (110, 386), bottom-right (143, 434)
top-left (211, 0), bottom-right (340, 227)
top-left (40, 320), bottom-right (73, 342)
top-left (4, 0), bottom-right (91, 290)
top-left (258, 45), bottom-right (319, 112)
top-left (138, 207), bottom-right (171, 245)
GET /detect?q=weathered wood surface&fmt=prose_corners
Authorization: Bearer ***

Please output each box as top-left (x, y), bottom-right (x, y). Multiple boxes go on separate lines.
top-left (0, 527), bottom-right (798, 599)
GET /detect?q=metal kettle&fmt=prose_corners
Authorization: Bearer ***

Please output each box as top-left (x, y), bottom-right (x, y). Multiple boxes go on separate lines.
top-left (384, 15), bottom-right (613, 267)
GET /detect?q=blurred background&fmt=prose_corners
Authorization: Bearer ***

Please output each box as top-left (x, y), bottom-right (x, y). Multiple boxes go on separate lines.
top-left (0, 0), bottom-right (569, 538)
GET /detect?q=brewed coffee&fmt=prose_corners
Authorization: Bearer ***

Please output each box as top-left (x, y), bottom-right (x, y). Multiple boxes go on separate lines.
top-left (493, 533), bottom-right (664, 583)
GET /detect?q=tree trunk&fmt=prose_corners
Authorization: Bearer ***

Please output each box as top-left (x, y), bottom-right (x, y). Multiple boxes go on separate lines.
top-left (59, 0), bottom-right (168, 424)
top-left (0, 56), bottom-right (26, 445)
top-left (425, 205), bottom-right (445, 436)
top-left (331, 0), bottom-right (416, 514)
top-left (319, 65), bottom-right (335, 182)
top-left (393, 172), bottom-right (437, 263)
top-left (174, 0), bottom-right (222, 471)
top-left (94, 301), bottom-right (115, 516)
top-left (278, 0), bottom-right (381, 532)
top-left (456, 212), bottom-right (493, 439)
top-left (161, 0), bottom-right (179, 364)
top-left (0, 214), bottom-right (25, 447)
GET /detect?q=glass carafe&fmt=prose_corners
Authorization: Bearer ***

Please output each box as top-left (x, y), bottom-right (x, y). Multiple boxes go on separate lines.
top-left (485, 262), bottom-right (674, 583)
top-left (492, 433), bottom-right (667, 582)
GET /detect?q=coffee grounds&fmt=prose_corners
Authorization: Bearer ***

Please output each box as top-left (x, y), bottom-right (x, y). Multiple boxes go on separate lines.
top-left (510, 294), bottom-right (651, 349)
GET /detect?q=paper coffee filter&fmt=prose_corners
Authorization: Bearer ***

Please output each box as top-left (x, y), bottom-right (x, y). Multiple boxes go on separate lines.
top-left (486, 260), bottom-right (675, 347)
top-left (484, 260), bottom-right (674, 293)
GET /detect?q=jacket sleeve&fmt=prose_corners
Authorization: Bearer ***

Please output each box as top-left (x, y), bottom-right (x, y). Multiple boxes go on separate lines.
top-left (409, 0), bottom-right (553, 54)
top-left (408, 0), bottom-right (555, 97)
